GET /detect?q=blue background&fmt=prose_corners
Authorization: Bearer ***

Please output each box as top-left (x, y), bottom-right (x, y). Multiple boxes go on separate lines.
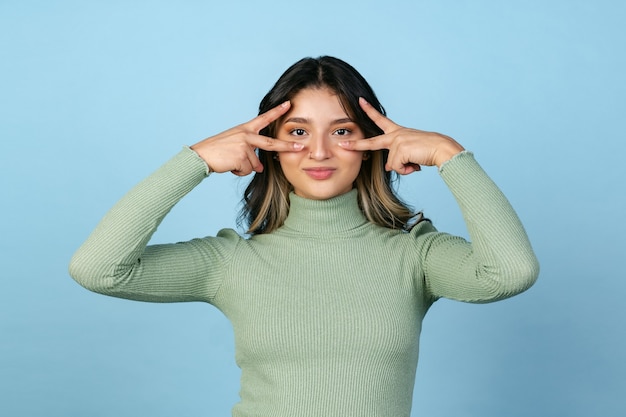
top-left (1, 1), bottom-right (624, 416)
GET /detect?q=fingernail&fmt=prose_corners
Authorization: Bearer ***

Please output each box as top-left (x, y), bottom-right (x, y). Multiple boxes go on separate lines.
top-left (359, 97), bottom-right (368, 105)
top-left (281, 101), bottom-right (290, 108)
top-left (293, 143), bottom-right (304, 150)
top-left (338, 141), bottom-right (349, 148)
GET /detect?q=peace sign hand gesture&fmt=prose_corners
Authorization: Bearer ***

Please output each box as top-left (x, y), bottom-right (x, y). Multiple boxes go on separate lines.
top-left (191, 101), bottom-right (304, 176)
top-left (338, 98), bottom-right (465, 174)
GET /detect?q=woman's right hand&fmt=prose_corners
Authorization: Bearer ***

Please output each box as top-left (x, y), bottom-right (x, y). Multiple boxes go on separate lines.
top-left (190, 101), bottom-right (303, 176)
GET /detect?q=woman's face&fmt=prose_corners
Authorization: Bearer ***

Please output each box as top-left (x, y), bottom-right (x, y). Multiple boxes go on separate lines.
top-left (276, 87), bottom-right (365, 200)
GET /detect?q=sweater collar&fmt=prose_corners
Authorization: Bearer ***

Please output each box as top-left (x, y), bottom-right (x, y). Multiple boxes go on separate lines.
top-left (280, 189), bottom-right (368, 235)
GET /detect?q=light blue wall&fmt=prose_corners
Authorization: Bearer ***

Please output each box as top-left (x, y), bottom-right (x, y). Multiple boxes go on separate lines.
top-left (1, 1), bottom-right (624, 416)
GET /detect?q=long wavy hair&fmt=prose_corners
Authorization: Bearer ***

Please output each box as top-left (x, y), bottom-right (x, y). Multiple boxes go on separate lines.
top-left (240, 56), bottom-right (423, 235)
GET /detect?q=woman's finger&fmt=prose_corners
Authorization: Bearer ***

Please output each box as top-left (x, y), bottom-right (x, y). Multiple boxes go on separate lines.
top-left (248, 134), bottom-right (304, 152)
top-left (247, 101), bottom-right (292, 133)
top-left (337, 134), bottom-right (390, 151)
top-left (386, 157), bottom-right (422, 175)
top-left (359, 97), bottom-right (398, 133)
top-left (230, 145), bottom-right (261, 176)
top-left (245, 101), bottom-right (304, 152)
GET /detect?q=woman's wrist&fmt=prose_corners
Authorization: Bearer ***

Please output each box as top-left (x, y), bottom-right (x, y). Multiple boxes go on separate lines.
top-left (434, 136), bottom-right (465, 168)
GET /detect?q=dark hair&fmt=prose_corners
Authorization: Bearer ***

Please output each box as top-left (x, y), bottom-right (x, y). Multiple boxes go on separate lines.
top-left (240, 56), bottom-right (420, 234)
top-left (259, 56), bottom-right (386, 139)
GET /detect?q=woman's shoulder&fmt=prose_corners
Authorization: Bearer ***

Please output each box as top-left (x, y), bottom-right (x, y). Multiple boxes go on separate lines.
top-left (190, 228), bottom-right (247, 253)
top-left (215, 227), bottom-right (245, 240)
top-left (360, 219), bottom-right (440, 250)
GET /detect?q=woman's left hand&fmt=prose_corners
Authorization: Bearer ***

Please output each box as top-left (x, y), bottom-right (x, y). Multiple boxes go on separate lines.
top-left (338, 97), bottom-right (465, 174)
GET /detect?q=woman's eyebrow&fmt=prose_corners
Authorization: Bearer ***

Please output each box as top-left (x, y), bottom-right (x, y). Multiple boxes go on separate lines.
top-left (282, 117), bottom-right (355, 124)
top-left (283, 117), bottom-right (309, 124)
top-left (331, 118), bottom-right (354, 125)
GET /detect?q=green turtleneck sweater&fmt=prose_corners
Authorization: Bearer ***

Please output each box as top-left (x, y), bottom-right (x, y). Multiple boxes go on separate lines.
top-left (69, 147), bottom-right (539, 417)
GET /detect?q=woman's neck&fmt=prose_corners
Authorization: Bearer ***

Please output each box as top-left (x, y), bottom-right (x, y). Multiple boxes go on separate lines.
top-left (280, 189), bottom-right (368, 235)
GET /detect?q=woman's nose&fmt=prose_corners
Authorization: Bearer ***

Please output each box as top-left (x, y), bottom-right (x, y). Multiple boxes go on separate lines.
top-left (308, 135), bottom-right (332, 160)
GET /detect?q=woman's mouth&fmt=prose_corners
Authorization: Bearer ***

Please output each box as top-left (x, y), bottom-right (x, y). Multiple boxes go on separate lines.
top-left (303, 167), bottom-right (335, 180)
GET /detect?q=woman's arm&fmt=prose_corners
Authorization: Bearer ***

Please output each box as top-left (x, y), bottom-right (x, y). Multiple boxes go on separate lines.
top-left (68, 148), bottom-right (228, 303)
top-left (415, 151), bottom-right (539, 302)
top-left (338, 98), bottom-right (539, 302)
top-left (69, 102), bottom-right (303, 303)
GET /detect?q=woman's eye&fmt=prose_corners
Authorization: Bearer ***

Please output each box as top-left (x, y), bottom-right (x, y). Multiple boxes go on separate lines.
top-left (290, 128), bottom-right (306, 136)
top-left (334, 128), bottom-right (351, 136)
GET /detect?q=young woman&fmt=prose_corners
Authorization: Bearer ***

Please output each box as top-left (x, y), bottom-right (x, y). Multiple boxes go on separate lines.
top-left (70, 56), bottom-right (539, 416)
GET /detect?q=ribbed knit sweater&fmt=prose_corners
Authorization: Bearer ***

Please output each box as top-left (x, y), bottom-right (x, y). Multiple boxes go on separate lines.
top-left (69, 147), bottom-right (539, 417)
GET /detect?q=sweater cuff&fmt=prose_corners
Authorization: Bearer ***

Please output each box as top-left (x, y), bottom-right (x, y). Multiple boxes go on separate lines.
top-left (438, 150), bottom-right (476, 174)
top-left (182, 146), bottom-right (212, 177)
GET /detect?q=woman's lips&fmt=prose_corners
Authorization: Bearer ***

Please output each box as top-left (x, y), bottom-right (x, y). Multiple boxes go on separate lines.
top-left (303, 167), bottom-right (335, 180)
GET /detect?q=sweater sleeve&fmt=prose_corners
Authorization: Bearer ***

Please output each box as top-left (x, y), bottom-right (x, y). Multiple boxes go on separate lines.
top-left (68, 147), bottom-right (239, 303)
top-left (414, 151), bottom-right (539, 303)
